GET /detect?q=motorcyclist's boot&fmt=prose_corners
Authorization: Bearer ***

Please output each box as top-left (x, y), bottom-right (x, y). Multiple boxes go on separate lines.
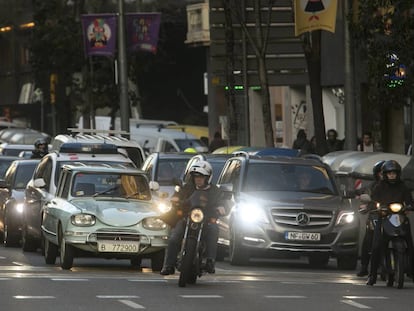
top-left (386, 274), bottom-right (394, 287)
top-left (366, 274), bottom-right (376, 286)
top-left (206, 259), bottom-right (215, 274)
top-left (160, 266), bottom-right (175, 275)
top-left (357, 265), bottom-right (369, 277)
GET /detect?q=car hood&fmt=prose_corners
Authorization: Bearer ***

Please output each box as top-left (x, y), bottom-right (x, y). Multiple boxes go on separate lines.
top-left (71, 198), bottom-right (158, 226)
top-left (239, 191), bottom-right (344, 210)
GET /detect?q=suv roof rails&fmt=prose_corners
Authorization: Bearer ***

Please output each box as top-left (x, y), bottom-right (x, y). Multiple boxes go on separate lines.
top-left (67, 128), bottom-right (129, 136)
top-left (232, 151), bottom-right (250, 159)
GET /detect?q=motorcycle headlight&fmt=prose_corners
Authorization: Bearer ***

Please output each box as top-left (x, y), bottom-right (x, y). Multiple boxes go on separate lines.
top-left (190, 208), bottom-right (204, 223)
top-left (389, 203), bottom-right (403, 213)
top-left (238, 202), bottom-right (269, 224)
top-left (142, 217), bottom-right (167, 230)
top-left (336, 211), bottom-right (355, 225)
top-left (15, 203), bottom-right (24, 214)
top-left (71, 214), bottom-right (96, 226)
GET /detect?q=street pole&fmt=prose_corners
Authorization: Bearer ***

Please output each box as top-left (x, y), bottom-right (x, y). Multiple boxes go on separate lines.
top-left (118, 0), bottom-right (130, 135)
top-left (344, 0), bottom-right (357, 150)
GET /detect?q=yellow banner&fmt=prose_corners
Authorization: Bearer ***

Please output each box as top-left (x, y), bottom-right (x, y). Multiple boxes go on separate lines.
top-left (294, 0), bottom-right (338, 36)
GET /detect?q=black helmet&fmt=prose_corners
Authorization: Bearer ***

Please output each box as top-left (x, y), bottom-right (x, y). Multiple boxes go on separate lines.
top-left (382, 160), bottom-right (401, 183)
top-left (373, 160), bottom-right (385, 180)
top-left (34, 137), bottom-right (48, 148)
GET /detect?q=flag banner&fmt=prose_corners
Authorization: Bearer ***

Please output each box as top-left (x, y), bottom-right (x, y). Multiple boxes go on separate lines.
top-left (126, 13), bottom-right (161, 53)
top-left (81, 14), bottom-right (117, 56)
top-left (294, 0), bottom-right (338, 36)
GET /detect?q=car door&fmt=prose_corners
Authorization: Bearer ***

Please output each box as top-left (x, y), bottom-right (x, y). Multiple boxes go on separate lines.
top-left (24, 156), bottom-right (53, 241)
top-left (0, 161), bottom-right (16, 232)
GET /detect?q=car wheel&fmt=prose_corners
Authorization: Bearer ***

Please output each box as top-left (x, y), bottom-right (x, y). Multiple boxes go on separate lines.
top-left (337, 253), bottom-right (358, 270)
top-left (229, 228), bottom-right (249, 266)
top-left (21, 224), bottom-right (38, 252)
top-left (308, 253), bottom-right (330, 268)
top-left (3, 216), bottom-right (19, 247)
top-left (44, 236), bottom-right (58, 265)
top-left (150, 250), bottom-right (165, 272)
top-left (59, 226), bottom-right (74, 270)
top-left (130, 257), bottom-right (142, 268)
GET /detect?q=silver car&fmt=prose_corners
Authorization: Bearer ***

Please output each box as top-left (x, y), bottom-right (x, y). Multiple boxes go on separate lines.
top-left (41, 163), bottom-right (168, 270)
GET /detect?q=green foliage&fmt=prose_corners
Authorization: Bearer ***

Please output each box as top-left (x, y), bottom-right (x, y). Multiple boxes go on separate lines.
top-left (350, 1), bottom-right (414, 109)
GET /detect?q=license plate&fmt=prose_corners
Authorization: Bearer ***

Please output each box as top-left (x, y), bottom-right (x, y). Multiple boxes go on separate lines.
top-left (97, 241), bottom-right (140, 253)
top-left (285, 232), bottom-right (321, 241)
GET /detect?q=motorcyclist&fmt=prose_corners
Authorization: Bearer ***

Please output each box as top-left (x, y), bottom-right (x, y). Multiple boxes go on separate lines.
top-left (160, 160), bottom-right (227, 275)
top-left (356, 160), bottom-right (384, 277)
top-left (31, 137), bottom-right (48, 159)
top-left (366, 160), bottom-right (414, 286)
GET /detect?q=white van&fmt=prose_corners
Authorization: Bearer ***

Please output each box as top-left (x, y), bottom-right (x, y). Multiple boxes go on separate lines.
top-left (129, 126), bottom-right (208, 154)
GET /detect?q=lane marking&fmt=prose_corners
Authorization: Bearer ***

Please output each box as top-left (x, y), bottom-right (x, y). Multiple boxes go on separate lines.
top-left (97, 295), bottom-right (140, 299)
top-left (341, 299), bottom-right (371, 309)
top-left (14, 296), bottom-right (55, 299)
top-left (343, 296), bottom-right (388, 300)
top-left (51, 278), bottom-right (89, 281)
top-left (265, 295), bottom-right (307, 299)
top-left (12, 261), bottom-right (25, 266)
top-left (128, 279), bottom-right (167, 283)
top-left (281, 281), bottom-right (315, 285)
top-left (180, 295), bottom-right (223, 298)
top-left (118, 300), bottom-right (145, 309)
top-left (0, 278), bottom-right (11, 280)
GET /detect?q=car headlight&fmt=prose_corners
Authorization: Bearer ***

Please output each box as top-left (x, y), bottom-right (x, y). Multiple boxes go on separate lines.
top-left (238, 202), bottom-right (269, 224)
top-left (389, 203), bottom-right (403, 213)
top-left (142, 217), bottom-right (167, 230)
top-left (336, 211), bottom-right (355, 225)
top-left (71, 214), bottom-right (96, 226)
top-left (156, 200), bottom-right (172, 214)
top-left (15, 203), bottom-right (24, 214)
top-left (190, 208), bottom-right (204, 223)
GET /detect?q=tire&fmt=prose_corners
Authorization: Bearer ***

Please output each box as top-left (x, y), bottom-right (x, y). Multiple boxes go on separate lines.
top-left (395, 250), bottom-right (405, 289)
top-left (130, 257), bottom-right (142, 268)
top-left (21, 225), bottom-right (38, 252)
top-left (179, 239), bottom-right (197, 287)
top-left (229, 228), bottom-right (249, 266)
top-left (308, 253), bottom-right (330, 268)
top-left (337, 253), bottom-right (358, 270)
top-left (44, 237), bottom-right (58, 265)
top-left (3, 216), bottom-right (19, 247)
top-left (150, 250), bottom-right (165, 272)
top-left (59, 226), bottom-right (75, 270)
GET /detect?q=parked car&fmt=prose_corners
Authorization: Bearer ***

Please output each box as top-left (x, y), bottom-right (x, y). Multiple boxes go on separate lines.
top-left (216, 153), bottom-right (359, 269)
top-left (41, 163), bottom-right (168, 270)
top-left (0, 159), bottom-right (40, 246)
top-left (22, 143), bottom-right (136, 252)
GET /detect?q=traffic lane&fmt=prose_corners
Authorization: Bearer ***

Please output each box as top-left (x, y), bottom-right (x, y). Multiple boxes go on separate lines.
top-left (0, 273), bottom-right (412, 311)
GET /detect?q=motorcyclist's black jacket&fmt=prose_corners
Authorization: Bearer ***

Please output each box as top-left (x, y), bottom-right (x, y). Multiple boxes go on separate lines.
top-left (371, 180), bottom-right (413, 208)
top-left (173, 183), bottom-right (226, 220)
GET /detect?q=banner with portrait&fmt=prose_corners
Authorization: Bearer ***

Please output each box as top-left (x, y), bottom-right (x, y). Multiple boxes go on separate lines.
top-left (126, 13), bottom-right (161, 54)
top-left (81, 14), bottom-right (117, 56)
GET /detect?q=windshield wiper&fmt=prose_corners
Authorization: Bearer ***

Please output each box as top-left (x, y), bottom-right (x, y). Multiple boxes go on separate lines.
top-left (93, 185), bottom-right (119, 197)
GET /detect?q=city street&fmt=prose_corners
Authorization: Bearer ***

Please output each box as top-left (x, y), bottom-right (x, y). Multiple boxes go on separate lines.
top-left (0, 245), bottom-right (413, 311)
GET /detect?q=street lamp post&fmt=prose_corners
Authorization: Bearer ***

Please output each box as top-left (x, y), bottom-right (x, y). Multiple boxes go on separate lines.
top-left (118, 0), bottom-right (130, 135)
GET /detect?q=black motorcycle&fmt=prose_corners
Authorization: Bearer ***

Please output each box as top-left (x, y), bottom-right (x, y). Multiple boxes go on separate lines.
top-left (177, 189), bottom-right (211, 287)
top-left (372, 201), bottom-right (412, 289)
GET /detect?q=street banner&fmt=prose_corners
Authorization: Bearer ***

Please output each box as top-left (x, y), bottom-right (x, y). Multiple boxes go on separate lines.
top-left (294, 0), bottom-right (338, 36)
top-left (126, 13), bottom-right (161, 53)
top-left (81, 14), bottom-right (117, 56)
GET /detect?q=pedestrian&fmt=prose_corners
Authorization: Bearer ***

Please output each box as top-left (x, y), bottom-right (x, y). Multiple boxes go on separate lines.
top-left (357, 131), bottom-right (377, 152)
top-left (209, 131), bottom-right (226, 152)
top-left (326, 129), bottom-right (343, 153)
top-left (292, 129), bottom-right (313, 154)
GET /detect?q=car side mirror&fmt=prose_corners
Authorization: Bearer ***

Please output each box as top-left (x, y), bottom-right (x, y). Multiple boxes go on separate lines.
top-left (33, 178), bottom-right (46, 188)
top-left (149, 181), bottom-right (160, 191)
top-left (0, 179), bottom-right (9, 189)
top-left (219, 183), bottom-right (233, 193)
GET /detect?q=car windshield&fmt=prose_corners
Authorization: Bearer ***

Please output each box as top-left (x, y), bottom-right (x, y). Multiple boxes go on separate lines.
top-left (55, 161), bottom-right (135, 186)
top-left (156, 159), bottom-right (189, 185)
top-left (72, 172), bottom-right (151, 200)
top-left (243, 163), bottom-right (336, 194)
top-left (14, 163), bottom-right (38, 189)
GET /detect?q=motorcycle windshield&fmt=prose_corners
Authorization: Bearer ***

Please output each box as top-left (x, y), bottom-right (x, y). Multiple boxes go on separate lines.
top-left (186, 189), bottom-right (208, 210)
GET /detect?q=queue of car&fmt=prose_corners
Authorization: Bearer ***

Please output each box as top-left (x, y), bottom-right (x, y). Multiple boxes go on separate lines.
top-left (0, 129), bottom-right (385, 273)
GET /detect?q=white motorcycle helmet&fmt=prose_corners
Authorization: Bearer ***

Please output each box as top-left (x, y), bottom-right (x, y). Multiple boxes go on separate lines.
top-left (189, 160), bottom-right (213, 185)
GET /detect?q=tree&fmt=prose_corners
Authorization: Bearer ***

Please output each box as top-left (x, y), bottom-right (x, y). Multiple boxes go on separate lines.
top-left (350, 1), bottom-right (414, 151)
